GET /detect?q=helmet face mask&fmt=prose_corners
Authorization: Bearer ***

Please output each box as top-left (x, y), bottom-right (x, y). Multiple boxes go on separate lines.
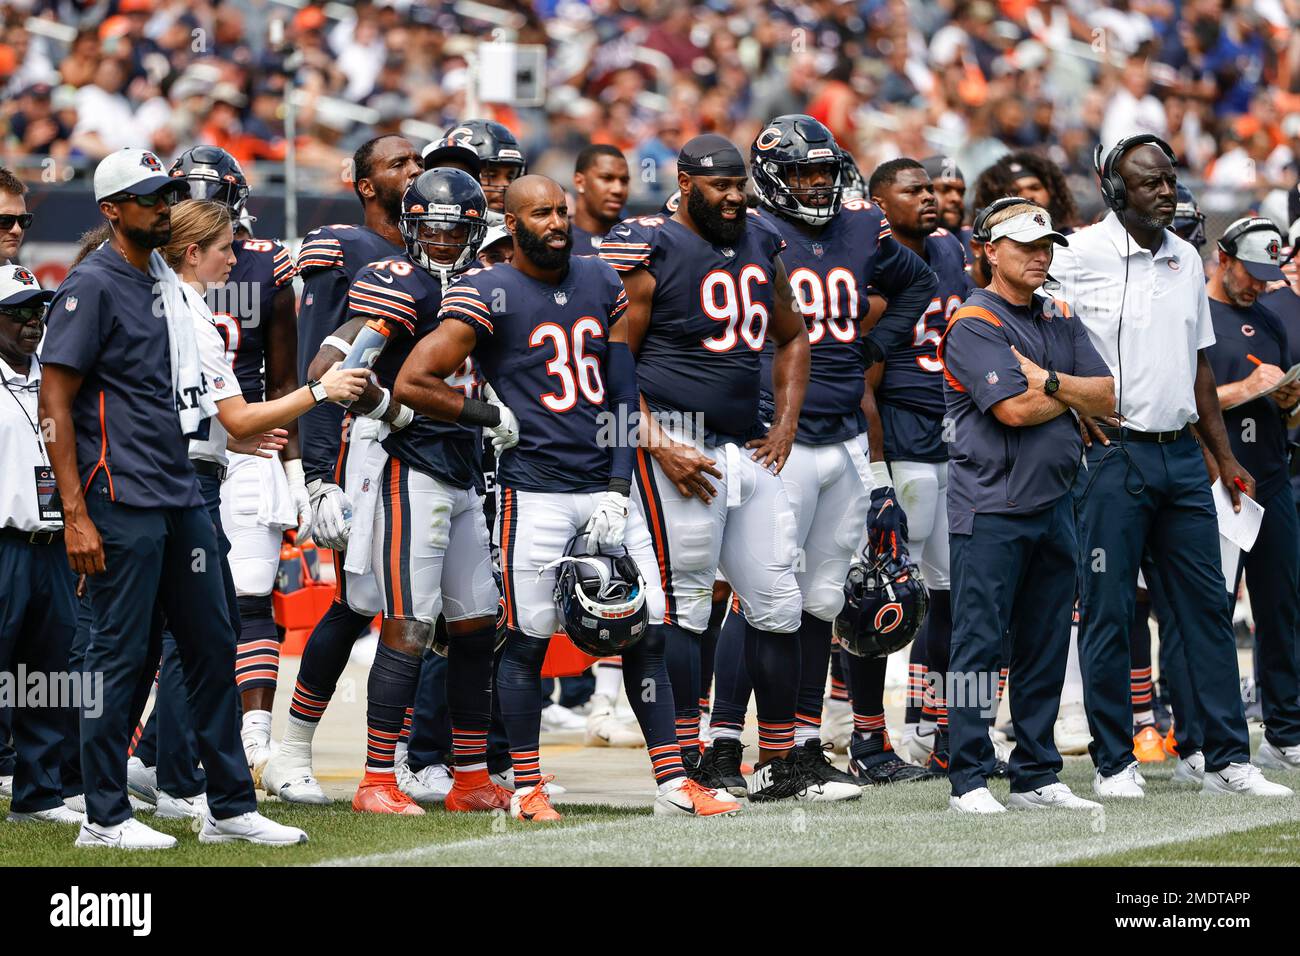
top-left (400, 168), bottom-right (489, 281)
top-left (168, 146), bottom-right (250, 217)
top-left (834, 551), bottom-right (929, 658)
top-left (751, 114), bottom-right (844, 225)
top-left (551, 532), bottom-right (649, 658)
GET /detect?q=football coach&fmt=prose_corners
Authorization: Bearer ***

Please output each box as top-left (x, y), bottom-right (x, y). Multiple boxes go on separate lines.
top-left (938, 198), bottom-right (1114, 814)
top-left (1051, 134), bottom-right (1292, 799)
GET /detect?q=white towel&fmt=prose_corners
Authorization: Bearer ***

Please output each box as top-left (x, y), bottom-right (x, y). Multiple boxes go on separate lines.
top-left (152, 252), bottom-right (217, 438)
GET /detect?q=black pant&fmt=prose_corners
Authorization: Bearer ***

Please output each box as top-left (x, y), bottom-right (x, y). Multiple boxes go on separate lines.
top-left (79, 475), bottom-right (255, 826)
top-left (0, 535), bottom-right (78, 812)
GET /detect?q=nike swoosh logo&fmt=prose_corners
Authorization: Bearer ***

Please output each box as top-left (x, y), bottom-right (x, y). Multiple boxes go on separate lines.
top-left (375, 273), bottom-right (394, 284)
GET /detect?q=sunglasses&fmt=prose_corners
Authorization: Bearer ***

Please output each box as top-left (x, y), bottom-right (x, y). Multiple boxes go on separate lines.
top-left (0, 304), bottom-right (47, 324)
top-left (108, 186), bottom-right (189, 208)
top-left (0, 214), bottom-right (33, 231)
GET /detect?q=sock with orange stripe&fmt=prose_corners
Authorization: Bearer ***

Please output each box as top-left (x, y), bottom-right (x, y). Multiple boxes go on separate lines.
top-left (746, 621), bottom-right (799, 756)
top-left (498, 629), bottom-right (549, 788)
top-left (1130, 592), bottom-right (1155, 728)
top-left (707, 606), bottom-right (749, 741)
top-left (917, 589), bottom-right (951, 734)
top-left (794, 613), bottom-right (833, 746)
top-left (234, 595), bottom-right (280, 693)
top-left (446, 622), bottom-right (496, 781)
top-left (622, 622), bottom-right (686, 785)
top-left (904, 642), bottom-right (928, 726)
top-left (829, 650), bottom-right (849, 703)
top-left (364, 642), bottom-right (421, 776)
top-left (844, 650), bottom-right (891, 749)
top-left (661, 622), bottom-right (703, 759)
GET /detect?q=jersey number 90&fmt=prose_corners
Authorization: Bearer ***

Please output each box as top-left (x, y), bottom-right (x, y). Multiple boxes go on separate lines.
top-left (788, 267), bottom-right (859, 344)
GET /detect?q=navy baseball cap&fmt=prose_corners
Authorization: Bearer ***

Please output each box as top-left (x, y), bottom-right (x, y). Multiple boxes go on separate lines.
top-left (0, 264), bottom-right (54, 309)
top-left (422, 135), bottom-right (483, 176)
top-left (678, 134), bottom-right (747, 177)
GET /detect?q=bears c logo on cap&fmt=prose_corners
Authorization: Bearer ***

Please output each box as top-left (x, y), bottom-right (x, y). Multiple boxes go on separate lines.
top-left (11, 268), bottom-right (36, 285)
top-left (140, 152), bottom-right (164, 173)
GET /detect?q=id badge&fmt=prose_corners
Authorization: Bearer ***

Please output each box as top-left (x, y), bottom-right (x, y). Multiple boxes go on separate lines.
top-left (35, 466), bottom-right (63, 522)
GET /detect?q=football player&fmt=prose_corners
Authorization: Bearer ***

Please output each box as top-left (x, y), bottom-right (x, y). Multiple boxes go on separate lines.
top-left (262, 135), bottom-right (422, 803)
top-left (701, 121), bottom-right (939, 793)
top-left (425, 120), bottom-right (526, 225)
top-left (165, 146), bottom-right (306, 781)
top-left (864, 157), bottom-right (973, 778)
top-left (921, 156), bottom-right (972, 257)
top-left (571, 144), bottom-right (630, 256)
top-left (303, 168), bottom-right (506, 814)
top-left (395, 174), bottom-right (739, 820)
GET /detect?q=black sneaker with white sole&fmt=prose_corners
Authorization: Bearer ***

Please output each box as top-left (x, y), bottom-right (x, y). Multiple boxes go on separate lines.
top-left (794, 739), bottom-right (863, 789)
top-left (849, 745), bottom-right (937, 784)
top-left (701, 737), bottom-right (749, 797)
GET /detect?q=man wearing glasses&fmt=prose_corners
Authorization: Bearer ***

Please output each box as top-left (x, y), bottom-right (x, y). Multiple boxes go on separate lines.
top-left (0, 167), bottom-right (32, 265)
top-left (38, 148), bottom-right (307, 850)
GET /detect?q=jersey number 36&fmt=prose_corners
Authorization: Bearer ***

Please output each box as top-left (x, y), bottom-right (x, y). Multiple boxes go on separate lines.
top-left (531, 318), bottom-right (606, 412)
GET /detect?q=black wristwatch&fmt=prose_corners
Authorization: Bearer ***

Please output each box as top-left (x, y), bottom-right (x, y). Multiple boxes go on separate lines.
top-left (308, 379), bottom-right (328, 405)
top-left (1044, 367), bottom-right (1060, 395)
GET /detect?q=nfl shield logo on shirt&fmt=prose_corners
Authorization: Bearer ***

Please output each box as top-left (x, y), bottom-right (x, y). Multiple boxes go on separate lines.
top-left (304, 293), bottom-right (314, 306)
top-left (65, 296), bottom-right (78, 312)
top-left (812, 243), bottom-right (824, 258)
top-left (721, 247), bottom-right (734, 258)
top-left (553, 291), bottom-right (568, 305)
top-left (214, 375), bottom-right (225, 390)
top-left (362, 478), bottom-right (371, 492)
top-left (985, 371), bottom-right (999, 385)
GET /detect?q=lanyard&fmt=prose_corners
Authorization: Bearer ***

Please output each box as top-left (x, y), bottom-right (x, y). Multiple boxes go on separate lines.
top-left (1, 362), bottom-right (50, 467)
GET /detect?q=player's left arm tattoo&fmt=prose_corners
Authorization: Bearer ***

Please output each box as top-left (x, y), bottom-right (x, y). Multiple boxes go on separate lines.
top-left (266, 285), bottom-right (302, 458)
top-left (393, 320), bottom-right (479, 422)
top-left (747, 256), bottom-right (809, 472)
top-left (1193, 348), bottom-right (1255, 507)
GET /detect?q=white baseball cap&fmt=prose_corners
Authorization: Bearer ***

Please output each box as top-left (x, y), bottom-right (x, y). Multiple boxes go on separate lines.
top-left (481, 224), bottom-right (511, 250)
top-left (0, 264), bottom-right (54, 309)
top-left (1221, 217), bottom-right (1286, 282)
top-left (93, 147), bottom-right (180, 202)
top-left (989, 208), bottom-right (1069, 246)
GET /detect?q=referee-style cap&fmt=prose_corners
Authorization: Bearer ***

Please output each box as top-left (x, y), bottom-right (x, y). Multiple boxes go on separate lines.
top-left (0, 264), bottom-right (54, 309)
top-left (480, 224), bottom-right (511, 251)
top-left (93, 147), bottom-right (179, 202)
top-left (677, 134), bottom-right (747, 177)
top-left (988, 207), bottom-right (1068, 246)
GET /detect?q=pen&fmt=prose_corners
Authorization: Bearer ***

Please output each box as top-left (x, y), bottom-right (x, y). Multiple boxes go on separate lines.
top-left (1246, 354), bottom-right (1262, 366)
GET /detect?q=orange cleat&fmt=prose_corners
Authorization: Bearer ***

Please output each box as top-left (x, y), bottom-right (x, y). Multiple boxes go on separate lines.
top-left (1132, 725), bottom-right (1166, 763)
top-left (353, 773), bottom-right (425, 815)
top-left (445, 781), bottom-right (512, 813)
top-left (510, 775), bottom-right (562, 822)
top-left (654, 778), bottom-right (742, 817)
top-left (1163, 724), bottom-right (1179, 757)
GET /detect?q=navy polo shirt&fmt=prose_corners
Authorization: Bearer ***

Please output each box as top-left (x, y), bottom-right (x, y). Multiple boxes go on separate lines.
top-left (41, 244), bottom-right (202, 509)
top-left (1207, 297), bottom-right (1292, 504)
top-left (939, 286), bottom-right (1110, 535)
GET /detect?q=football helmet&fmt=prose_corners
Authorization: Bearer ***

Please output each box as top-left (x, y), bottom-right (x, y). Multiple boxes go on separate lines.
top-left (168, 145), bottom-right (250, 216)
top-left (751, 114), bottom-right (844, 225)
top-left (1171, 182), bottom-right (1206, 250)
top-left (399, 168), bottom-right (489, 281)
top-left (550, 532), bottom-right (649, 658)
top-left (834, 550), bottom-right (929, 658)
top-left (840, 150), bottom-right (867, 203)
top-left (441, 119), bottom-right (525, 191)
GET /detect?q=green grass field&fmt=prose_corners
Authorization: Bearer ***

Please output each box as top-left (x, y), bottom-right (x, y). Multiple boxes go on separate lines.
top-left (4, 754), bottom-right (1299, 867)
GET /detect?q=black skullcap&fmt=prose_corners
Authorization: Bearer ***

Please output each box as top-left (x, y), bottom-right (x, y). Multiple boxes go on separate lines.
top-left (678, 134), bottom-right (747, 177)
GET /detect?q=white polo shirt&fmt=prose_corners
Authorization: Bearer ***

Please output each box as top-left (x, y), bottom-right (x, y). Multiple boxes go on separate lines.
top-left (1, 355), bottom-right (60, 533)
top-left (1050, 212), bottom-right (1214, 432)
top-left (182, 282), bottom-right (242, 468)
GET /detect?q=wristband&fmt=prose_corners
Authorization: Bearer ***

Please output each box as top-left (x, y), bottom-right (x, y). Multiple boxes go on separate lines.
top-left (869, 460), bottom-right (892, 489)
top-left (390, 404), bottom-right (414, 430)
top-left (607, 477), bottom-right (632, 497)
top-left (321, 335), bottom-right (353, 355)
top-left (363, 386), bottom-right (391, 421)
top-left (457, 397), bottom-right (502, 428)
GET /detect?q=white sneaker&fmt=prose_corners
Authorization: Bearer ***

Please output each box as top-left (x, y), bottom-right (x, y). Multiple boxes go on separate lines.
top-left (155, 791), bottom-right (209, 820)
top-left (900, 724), bottom-right (936, 766)
top-left (75, 817), bottom-right (176, 850)
top-left (653, 777), bottom-right (742, 816)
top-left (0, 774), bottom-right (12, 798)
top-left (949, 787), bottom-right (1007, 813)
top-left (64, 791), bottom-right (153, 815)
top-left (584, 695), bottom-right (645, 748)
top-left (989, 727), bottom-right (1014, 762)
top-left (1093, 763), bottom-right (1145, 799)
top-left (262, 749), bottom-right (330, 805)
top-left (1171, 751), bottom-right (1205, 786)
top-left (243, 735), bottom-right (276, 790)
top-left (1255, 738), bottom-right (1300, 771)
top-left (7, 804), bottom-right (86, 825)
top-left (199, 810), bottom-right (309, 845)
top-left (1054, 710), bottom-right (1091, 756)
top-left (396, 762), bottom-right (453, 804)
top-left (126, 756), bottom-right (158, 806)
top-left (1201, 762), bottom-right (1294, 798)
top-left (491, 769), bottom-right (567, 796)
top-left (823, 698), bottom-right (853, 754)
top-left (540, 702), bottom-right (587, 732)
top-left (1007, 782), bottom-right (1102, 811)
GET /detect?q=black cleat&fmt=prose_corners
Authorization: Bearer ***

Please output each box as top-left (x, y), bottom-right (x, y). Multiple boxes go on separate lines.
top-left (926, 734), bottom-right (951, 776)
top-left (850, 749), bottom-right (937, 785)
top-left (701, 737), bottom-right (749, 797)
top-left (794, 739), bottom-right (863, 789)
top-left (746, 756), bottom-right (807, 802)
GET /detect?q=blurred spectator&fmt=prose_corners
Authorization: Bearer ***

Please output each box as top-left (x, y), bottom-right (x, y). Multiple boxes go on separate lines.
top-left (69, 56), bottom-right (144, 157)
top-left (6, 82), bottom-right (72, 159)
top-left (973, 150), bottom-right (1081, 230)
top-left (1100, 57), bottom-right (1167, 152)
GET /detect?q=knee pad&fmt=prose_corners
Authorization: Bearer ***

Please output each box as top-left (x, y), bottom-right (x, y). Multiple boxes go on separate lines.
top-left (673, 521), bottom-right (716, 571)
top-left (428, 497), bottom-right (452, 551)
top-left (895, 467), bottom-right (940, 543)
top-left (741, 578), bottom-right (803, 634)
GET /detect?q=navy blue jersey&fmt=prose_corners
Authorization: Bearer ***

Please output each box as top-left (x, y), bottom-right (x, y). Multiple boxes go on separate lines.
top-left (755, 200), bottom-right (919, 444)
top-left (208, 238), bottom-right (296, 401)
top-left (1207, 298), bottom-right (1292, 504)
top-left (570, 223), bottom-right (604, 257)
top-left (295, 223), bottom-right (405, 484)
top-left (879, 227), bottom-right (974, 462)
top-left (1258, 286), bottom-right (1300, 498)
top-left (600, 210), bottom-right (785, 444)
top-left (346, 256), bottom-right (482, 490)
top-left (41, 245), bottom-right (202, 508)
top-left (438, 256), bottom-right (627, 493)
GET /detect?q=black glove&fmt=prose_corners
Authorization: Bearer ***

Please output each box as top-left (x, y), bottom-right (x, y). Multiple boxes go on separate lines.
top-left (867, 485), bottom-right (909, 560)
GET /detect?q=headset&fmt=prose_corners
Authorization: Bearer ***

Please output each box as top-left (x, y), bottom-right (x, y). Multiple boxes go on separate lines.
top-left (1093, 134), bottom-right (1175, 212)
top-left (1217, 216), bottom-right (1280, 258)
top-left (971, 195), bottom-right (1042, 244)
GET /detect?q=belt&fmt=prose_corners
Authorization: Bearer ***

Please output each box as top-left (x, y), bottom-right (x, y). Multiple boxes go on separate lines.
top-left (192, 459), bottom-right (228, 481)
top-left (0, 527), bottom-right (63, 545)
top-left (1097, 425), bottom-right (1188, 444)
